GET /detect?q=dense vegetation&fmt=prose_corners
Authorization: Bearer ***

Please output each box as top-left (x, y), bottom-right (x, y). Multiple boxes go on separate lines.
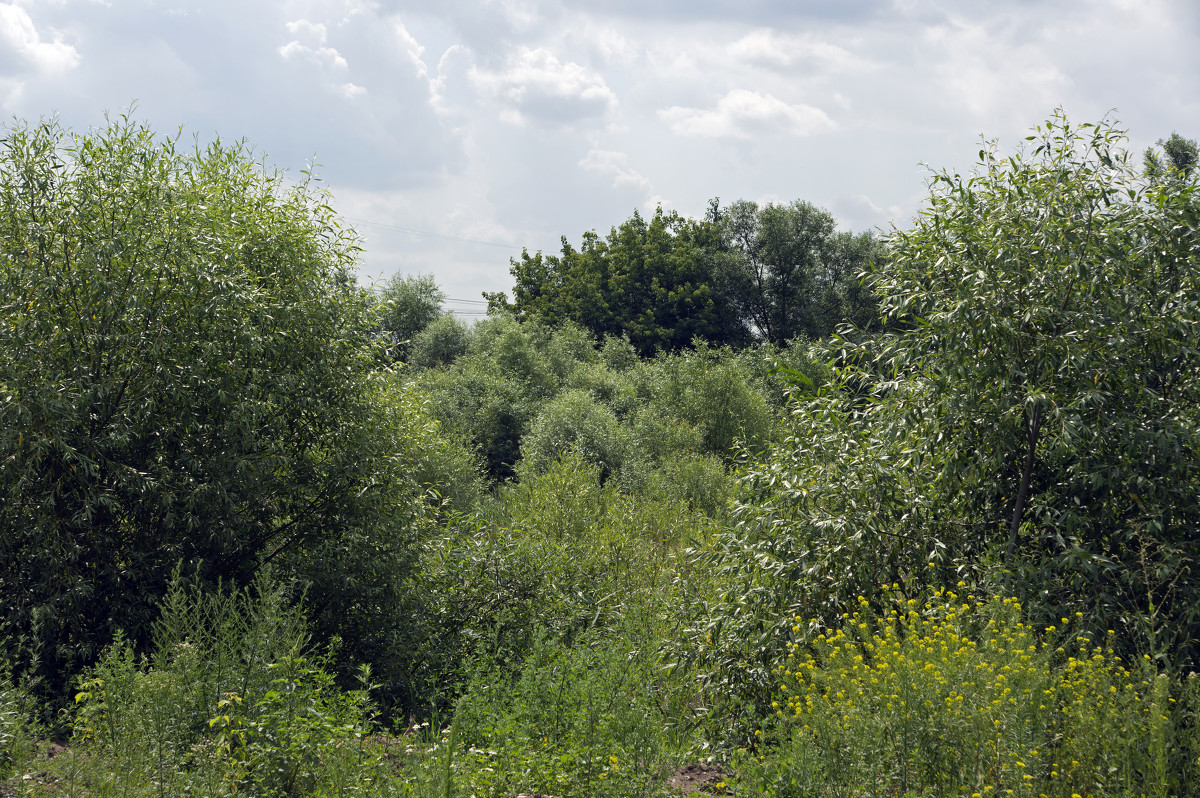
top-left (484, 199), bottom-right (884, 353)
top-left (2, 112), bottom-right (1199, 796)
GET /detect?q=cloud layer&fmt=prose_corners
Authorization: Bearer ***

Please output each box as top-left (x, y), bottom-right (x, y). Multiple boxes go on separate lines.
top-left (2, 0), bottom-right (1197, 301)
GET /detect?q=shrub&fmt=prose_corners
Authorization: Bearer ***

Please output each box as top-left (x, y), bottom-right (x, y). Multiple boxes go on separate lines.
top-left (0, 666), bottom-right (37, 780)
top-left (69, 572), bottom-right (381, 797)
top-left (0, 114), bottom-right (403, 697)
top-left (377, 272), bottom-right (445, 361)
top-left (409, 313), bottom-right (471, 370)
top-left (519, 390), bottom-right (631, 480)
top-left (419, 355), bottom-right (537, 481)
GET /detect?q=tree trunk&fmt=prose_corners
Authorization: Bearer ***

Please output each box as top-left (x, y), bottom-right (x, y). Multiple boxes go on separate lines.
top-left (1006, 404), bottom-right (1043, 564)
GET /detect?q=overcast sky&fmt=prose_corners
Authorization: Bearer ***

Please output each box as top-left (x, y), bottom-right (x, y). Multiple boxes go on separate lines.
top-left (3, 0), bottom-right (1198, 310)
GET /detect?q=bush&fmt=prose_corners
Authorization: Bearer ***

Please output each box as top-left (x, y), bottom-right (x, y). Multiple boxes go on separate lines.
top-left (377, 272), bottom-right (445, 361)
top-left (519, 390), bottom-right (631, 480)
top-left (642, 348), bottom-right (776, 460)
top-left (0, 114), bottom-right (403, 698)
top-left (409, 313), bottom-right (471, 370)
top-left (567, 361), bottom-right (640, 419)
top-left (545, 320), bottom-right (600, 381)
top-left (452, 630), bottom-right (673, 798)
top-left (0, 666), bottom-right (37, 781)
top-left (419, 355), bottom-right (536, 481)
top-left (68, 573), bottom-right (381, 797)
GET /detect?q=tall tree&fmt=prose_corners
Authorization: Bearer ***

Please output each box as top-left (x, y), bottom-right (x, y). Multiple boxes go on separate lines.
top-left (1144, 131), bottom-right (1199, 180)
top-left (722, 199), bottom-right (882, 344)
top-left (490, 207), bottom-right (751, 354)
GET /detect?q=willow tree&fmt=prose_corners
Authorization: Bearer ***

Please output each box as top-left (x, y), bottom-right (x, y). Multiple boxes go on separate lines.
top-left (696, 114), bottom-right (1200, 709)
top-left (0, 115), bottom-right (418, 693)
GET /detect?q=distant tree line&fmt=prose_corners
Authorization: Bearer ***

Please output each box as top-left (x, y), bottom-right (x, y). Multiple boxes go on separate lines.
top-left (482, 199), bottom-right (884, 354)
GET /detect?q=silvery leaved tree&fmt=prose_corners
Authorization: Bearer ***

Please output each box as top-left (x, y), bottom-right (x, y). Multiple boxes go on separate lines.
top-left (875, 113), bottom-right (1200, 662)
top-left (682, 113), bottom-right (1200, 727)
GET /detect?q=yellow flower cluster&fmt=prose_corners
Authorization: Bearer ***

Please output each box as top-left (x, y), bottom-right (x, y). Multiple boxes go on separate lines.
top-left (773, 589), bottom-right (1161, 796)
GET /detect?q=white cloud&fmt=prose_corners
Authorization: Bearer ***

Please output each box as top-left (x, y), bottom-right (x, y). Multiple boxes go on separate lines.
top-left (659, 89), bottom-right (835, 138)
top-left (470, 47), bottom-right (617, 125)
top-left (279, 39), bottom-right (348, 70)
top-left (279, 17), bottom-right (348, 70)
top-left (579, 148), bottom-right (652, 193)
top-left (285, 19), bottom-right (328, 43)
top-left (923, 16), bottom-right (1071, 121)
top-left (727, 28), bottom-right (860, 72)
top-left (340, 81), bottom-right (366, 98)
top-left (392, 19), bottom-right (428, 77)
top-left (0, 2), bottom-right (79, 74)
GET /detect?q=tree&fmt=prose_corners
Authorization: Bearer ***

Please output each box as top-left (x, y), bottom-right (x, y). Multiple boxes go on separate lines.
top-left (721, 199), bottom-right (883, 344)
top-left (1144, 131), bottom-right (1198, 181)
top-left (490, 207), bottom-right (752, 355)
top-left (689, 114), bottom-right (1200, 712)
top-left (377, 272), bottom-right (445, 361)
top-left (0, 115), bottom-right (418, 694)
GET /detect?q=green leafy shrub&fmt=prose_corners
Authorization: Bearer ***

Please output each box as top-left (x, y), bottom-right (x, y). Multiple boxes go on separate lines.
top-left (545, 321), bottom-right (600, 381)
top-left (409, 314), bottom-right (472, 370)
top-left (452, 631), bottom-right (673, 798)
top-left (0, 666), bottom-right (37, 780)
top-left (638, 452), bottom-right (733, 519)
top-left (642, 348), bottom-right (776, 460)
top-left (467, 316), bottom-right (558, 399)
top-left (419, 354), bottom-right (536, 481)
top-left (599, 333), bottom-right (639, 372)
top-left (377, 272), bottom-right (445, 362)
top-left (0, 114), bottom-right (402, 697)
top-left (871, 112), bottom-right (1200, 664)
top-left (68, 573), bottom-right (380, 797)
top-left (519, 390), bottom-right (632, 480)
top-left (405, 455), bottom-right (720, 719)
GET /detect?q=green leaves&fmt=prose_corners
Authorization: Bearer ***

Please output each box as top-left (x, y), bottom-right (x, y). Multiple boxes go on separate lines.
top-left (500, 207), bottom-right (752, 354)
top-left (688, 113), bottom-right (1200, 717)
top-left (0, 114), bottom-right (408, 697)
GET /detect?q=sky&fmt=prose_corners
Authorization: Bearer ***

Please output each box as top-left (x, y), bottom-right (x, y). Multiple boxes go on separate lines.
top-left (2, 0), bottom-right (1199, 313)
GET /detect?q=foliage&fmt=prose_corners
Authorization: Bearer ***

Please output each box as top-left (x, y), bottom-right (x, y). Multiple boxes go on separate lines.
top-left (0, 666), bottom-right (37, 781)
top-left (63, 573), bottom-right (383, 797)
top-left (377, 272), bottom-right (445, 361)
top-left (451, 630), bottom-right (676, 798)
top-left (489, 206), bottom-right (751, 354)
top-left (673, 114), bottom-right (1200, 744)
top-left (1144, 131), bottom-right (1199, 181)
top-left (399, 454), bottom-right (720, 720)
top-left (740, 592), bottom-right (1192, 798)
top-left (721, 199), bottom-right (884, 344)
top-left (641, 345), bottom-right (777, 460)
top-left (419, 316), bottom-right (787, 487)
top-left (875, 111), bottom-right (1200, 663)
top-left (408, 314), bottom-right (471, 370)
top-left (519, 390), bottom-right (631, 480)
top-left (0, 114), bottom-right (413, 697)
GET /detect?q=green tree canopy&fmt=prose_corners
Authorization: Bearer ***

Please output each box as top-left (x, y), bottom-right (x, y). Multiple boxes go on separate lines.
top-left (489, 206), bottom-right (751, 355)
top-left (720, 199), bottom-right (884, 344)
top-left (1144, 131), bottom-right (1199, 181)
top-left (0, 115), bottom-right (417, 692)
top-left (377, 272), bottom-right (445, 361)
